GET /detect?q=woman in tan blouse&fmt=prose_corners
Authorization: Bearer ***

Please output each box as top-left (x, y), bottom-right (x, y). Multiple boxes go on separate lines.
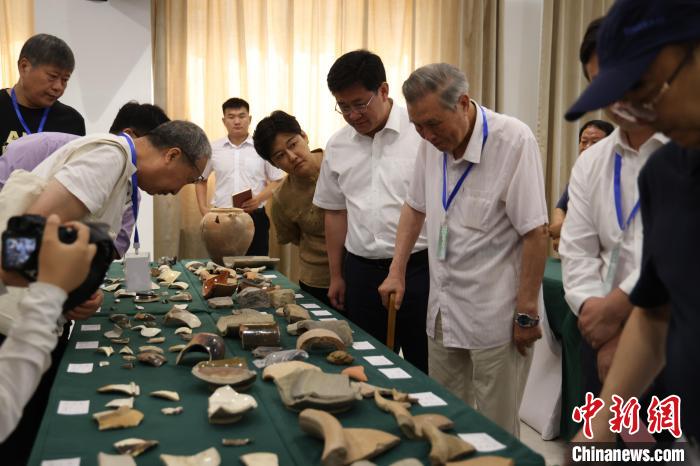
top-left (253, 111), bottom-right (331, 306)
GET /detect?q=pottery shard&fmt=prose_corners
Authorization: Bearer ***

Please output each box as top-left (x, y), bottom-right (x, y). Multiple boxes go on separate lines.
top-left (160, 447), bottom-right (221, 466)
top-left (446, 457), bottom-right (514, 466)
top-left (341, 366), bottom-right (367, 382)
top-left (113, 438), bottom-right (159, 457)
top-left (150, 390), bottom-right (180, 401)
top-left (137, 351), bottom-right (167, 367)
top-left (170, 292), bottom-right (193, 302)
top-left (98, 382), bottom-right (140, 396)
top-left (161, 406), bottom-right (183, 415)
top-left (97, 452), bottom-right (136, 466)
top-left (240, 452), bottom-right (279, 466)
top-left (163, 307), bottom-right (202, 328)
top-left (274, 370), bottom-right (360, 412)
top-left (268, 289), bottom-right (296, 308)
top-left (298, 408), bottom-right (400, 466)
top-left (207, 296), bottom-right (234, 309)
top-left (326, 351), bottom-right (354, 365)
top-left (290, 320), bottom-right (354, 346)
top-left (236, 287), bottom-right (271, 309)
top-left (296, 328), bottom-right (346, 352)
top-left (422, 423), bottom-right (475, 465)
top-left (282, 304), bottom-right (310, 323)
top-left (216, 309), bottom-right (274, 336)
top-left (262, 361), bottom-right (322, 381)
top-left (207, 385), bottom-right (257, 424)
top-left (93, 406), bottom-right (144, 431)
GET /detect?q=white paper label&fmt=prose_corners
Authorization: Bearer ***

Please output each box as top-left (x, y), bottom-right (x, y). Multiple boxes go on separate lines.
top-left (67, 363), bottom-right (93, 374)
top-left (75, 341), bottom-right (99, 350)
top-left (263, 274), bottom-right (277, 279)
top-left (363, 355), bottom-right (393, 366)
top-left (294, 293), bottom-right (304, 298)
top-left (410, 391), bottom-right (447, 407)
top-left (352, 341), bottom-right (375, 350)
top-left (379, 367), bottom-right (412, 379)
top-left (301, 303), bottom-right (321, 309)
top-left (80, 324), bottom-right (100, 332)
top-left (457, 433), bottom-right (506, 452)
top-left (57, 400), bottom-right (90, 415)
top-left (41, 459), bottom-right (81, 466)
top-left (311, 310), bottom-right (332, 316)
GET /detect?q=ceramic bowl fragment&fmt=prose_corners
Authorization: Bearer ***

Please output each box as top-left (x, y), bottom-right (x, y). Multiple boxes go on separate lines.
top-left (111, 337), bottom-right (130, 345)
top-left (122, 355), bottom-right (137, 362)
top-left (164, 307), bottom-right (202, 329)
top-left (281, 303), bottom-right (310, 323)
top-left (150, 390), bottom-right (180, 401)
top-left (109, 314), bottom-right (131, 327)
top-left (119, 346), bottom-right (134, 355)
top-left (239, 322), bottom-right (281, 350)
top-left (296, 328), bottom-right (346, 352)
top-left (192, 358), bottom-right (257, 391)
top-left (169, 281), bottom-right (189, 290)
top-left (207, 296), bottom-right (234, 309)
top-left (97, 346), bottom-right (115, 357)
top-left (169, 344), bottom-right (186, 353)
top-left (140, 327), bottom-right (161, 338)
top-left (176, 332), bottom-right (226, 365)
top-left (207, 385), bottom-right (257, 424)
top-left (268, 289), bottom-right (296, 308)
top-left (137, 351), bottom-right (167, 367)
top-left (100, 361), bottom-right (111, 367)
top-left (216, 309), bottom-right (274, 336)
top-left (147, 336), bottom-right (165, 344)
top-left (170, 292), bottom-right (193, 302)
top-left (98, 382), bottom-right (140, 396)
top-left (104, 325), bottom-right (124, 340)
top-left (105, 397), bottom-right (134, 409)
top-left (138, 345), bottom-right (164, 354)
top-left (113, 438), bottom-right (159, 457)
top-left (261, 360), bottom-right (320, 381)
top-left (97, 452), bottom-right (135, 466)
top-left (160, 447), bottom-right (220, 466)
top-left (175, 326), bottom-right (192, 335)
top-left (93, 406), bottom-right (144, 431)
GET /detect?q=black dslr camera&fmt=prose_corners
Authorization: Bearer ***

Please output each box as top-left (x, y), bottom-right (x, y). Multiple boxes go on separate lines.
top-left (2, 215), bottom-right (115, 312)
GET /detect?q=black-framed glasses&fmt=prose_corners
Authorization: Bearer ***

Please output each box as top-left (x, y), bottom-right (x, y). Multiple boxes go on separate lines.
top-left (334, 93), bottom-right (375, 115)
top-left (182, 151), bottom-right (206, 183)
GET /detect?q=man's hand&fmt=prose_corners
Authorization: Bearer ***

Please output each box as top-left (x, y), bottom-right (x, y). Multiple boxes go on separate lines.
top-left (241, 196), bottom-right (261, 213)
top-left (579, 297), bottom-right (623, 349)
top-left (596, 333), bottom-right (620, 383)
top-left (378, 273), bottom-right (405, 310)
top-left (37, 215), bottom-right (96, 293)
top-left (327, 276), bottom-right (346, 310)
top-left (65, 290), bottom-right (104, 321)
top-left (513, 320), bottom-right (542, 356)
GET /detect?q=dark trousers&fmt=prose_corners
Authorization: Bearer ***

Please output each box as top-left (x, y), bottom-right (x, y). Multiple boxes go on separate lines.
top-left (247, 207), bottom-right (270, 256)
top-left (344, 250), bottom-right (429, 373)
top-left (0, 323), bottom-right (71, 466)
top-left (299, 281), bottom-right (336, 311)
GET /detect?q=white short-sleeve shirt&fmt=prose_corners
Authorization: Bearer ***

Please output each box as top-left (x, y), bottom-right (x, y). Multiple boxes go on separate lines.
top-left (313, 103), bottom-right (428, 259)
top-left (203, 136), bottom-right (284, 208)
top-left (406, 102), bottom-right (548, 349)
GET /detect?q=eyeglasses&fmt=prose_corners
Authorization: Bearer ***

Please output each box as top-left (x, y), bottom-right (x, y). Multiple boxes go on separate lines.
top-left (612, 44), bottom-right (696, 124)
top-left (182, 151), bottom-right (206, 183)
top-left (334, 93), bottom-right (375, 115)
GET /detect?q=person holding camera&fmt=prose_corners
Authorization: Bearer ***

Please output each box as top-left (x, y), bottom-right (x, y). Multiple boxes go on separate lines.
top-left (0, 214), bottom-right (96, 442)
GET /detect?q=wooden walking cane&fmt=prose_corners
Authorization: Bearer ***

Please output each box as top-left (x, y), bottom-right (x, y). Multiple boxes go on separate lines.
top-left (386, 293), bottom-right (397, 349)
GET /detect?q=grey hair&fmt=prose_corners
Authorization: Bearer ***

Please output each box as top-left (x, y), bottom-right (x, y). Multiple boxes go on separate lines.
top-left (402, 63), bottom-right (469, 110)
top-left (145, 120), bottom-right (212, 164)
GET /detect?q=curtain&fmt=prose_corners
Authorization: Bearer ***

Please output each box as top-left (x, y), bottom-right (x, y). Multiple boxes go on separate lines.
top-left (152, 0), bottom-right (499, 281)
top-left (0, 0), bottom-right (33, 88)
top-left (537, 0), bottom-right (614, 225)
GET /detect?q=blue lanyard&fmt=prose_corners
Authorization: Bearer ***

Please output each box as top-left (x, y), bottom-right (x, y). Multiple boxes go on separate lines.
top-left (442, 105), bottom-right (489, 212)
top-left (10, 88), bottom-right (50, 134)
top-left (120, 133), bottom-right (141, 250)
top-left (613, 152), bottom-right (641, 231)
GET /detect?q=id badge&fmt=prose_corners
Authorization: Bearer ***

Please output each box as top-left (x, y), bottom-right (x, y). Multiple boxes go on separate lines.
top-left (124, 252), bottom-right (152, 292)
top-left (603, 242), bottom-right (621, 294)
top-left (437, 220), bottom-right (448, 261)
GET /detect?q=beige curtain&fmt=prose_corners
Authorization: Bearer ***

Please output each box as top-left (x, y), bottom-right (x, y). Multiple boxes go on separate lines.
top-left (537, 0), bottom-right (614, 222)
top-left (152, 0), bottom-right (499, 282)
top-left (0, 0), bottom-right (33, 88)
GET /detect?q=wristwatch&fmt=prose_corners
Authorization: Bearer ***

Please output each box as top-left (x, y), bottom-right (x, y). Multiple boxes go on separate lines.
top-left (514, 313), bottom-right (539, 328)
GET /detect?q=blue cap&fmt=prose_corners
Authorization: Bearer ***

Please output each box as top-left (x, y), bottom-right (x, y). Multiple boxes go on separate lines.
top-left (565, 0), bottom-right (700, 121)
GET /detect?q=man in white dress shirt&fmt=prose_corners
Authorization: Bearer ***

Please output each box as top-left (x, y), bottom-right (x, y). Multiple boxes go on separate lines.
top-left (196, 98), bottom-right (284, 255)
top-left (559, 18), bottom-right (668, 395)
top-left (313, 50), bottom-right (429, 372)
top-left (379, 63), bottom-right (548, 436)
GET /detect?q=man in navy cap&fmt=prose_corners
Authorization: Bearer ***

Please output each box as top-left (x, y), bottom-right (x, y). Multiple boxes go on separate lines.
top-left (565, 0), bottom-right (700, 454)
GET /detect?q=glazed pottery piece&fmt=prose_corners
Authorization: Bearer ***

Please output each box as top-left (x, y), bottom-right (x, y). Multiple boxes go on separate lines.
top-left (192, 358), bottom-right (257, 391)
top-left (93, 406), bottom-right (144, 431)
top-left (252, 349), bottom-right (309, 369)
top-left (147, 336), bottom-right (165, 344)
top-left (169, 281), bottom-right (190, 290)
top-left (289, 320), bottom-right (354, 346)
top-left (98, 382), bottom-right (140, 396)
top-left (268, 289), bottom-right (296, 308)
top-left (114, 289), bottom-right (136, 299)
top-left (207, 385), bottom-right (257, 424)
top-left (185, 260), bottom-right (206, 272)
top-left (251, 346), bottom-right (284, 358)
top-left (113, 438), bottom-right (159, 457)
top-left (134, 312), bottom-right (156, 321)
top-left (104, 325), bottom-right (123, 339)
top-left (175, 327), bottom-right (192, 335)
top-left (261, 360), bottom-right (320, 381)
top-left (282, 303), bottom-right (310, 323)
top-left (140, 327), bottom-right (161, 338)
top-left (176, 332), bottom-right (226, 365)
top-left (160, 447), bottom-right (221, 466)
top-left (200, 207), bottom-right (254, 264)
top-left (298, 408), bottom-right (400, 466)
top-left (170, 292), bottom-right (193, 302)
top-left (296, 328), bottom-right (346, 352)
top-left (239, 322), bottom-right (281, 349)
top-left (157, 265), bottom-right (181, 285)
top-left (109, 314), bottom-right (131, 327)
top-left (202, 271), bottom-right (238, 299)
top-left (236, 287), bottom-right (271, 309)
top-left (216, 309), bottom-right (274, 336)
top-left (164, 307), bottom-right (202, 328)
top-left (137, 351), bottom-right (167, 367)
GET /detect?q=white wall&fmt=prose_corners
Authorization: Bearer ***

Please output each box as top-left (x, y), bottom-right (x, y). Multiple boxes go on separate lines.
top-left (501, 0), bottom-right (544, 133)
top-left (34, 0), bottom-right (155, 255)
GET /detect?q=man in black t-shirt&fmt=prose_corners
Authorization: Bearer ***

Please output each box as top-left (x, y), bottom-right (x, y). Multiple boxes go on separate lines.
top-left (565, 0), bottom-right (700, 455)
top-left (0, 33), bottom-right (84, 154)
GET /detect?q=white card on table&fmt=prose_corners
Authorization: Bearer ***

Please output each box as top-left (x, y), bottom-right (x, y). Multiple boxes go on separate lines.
top-left (311, 310), bottom-right (332, 316)
top-left (410, 391), bottom-right (448, 407)
top-left (457, 433), bottom-right (506, 452)
top-left (67, 363), bottom-right (93, 374)
top-left (352, 341), bottom-right (375, 350)
top-left (57, 400), bottom-right (90, 415)
top-left (363, 355), bottom-right (393, 366)
top-left (319, 317), bottom-right (338, 321)
top-left (75, 341), bottom-right (98, 350)
top-left (301, 303), bottom-right (321, 309)
top-left (41, 459), bottom-right (81, 466)
top-left (379, 367), bottom-right (412, 379)
top-left (294, 293), bottom-right (304, 298)
top-left (80, 324), bottom-right (100, 332)
top-left (124, 252), bottom-right (152, 292)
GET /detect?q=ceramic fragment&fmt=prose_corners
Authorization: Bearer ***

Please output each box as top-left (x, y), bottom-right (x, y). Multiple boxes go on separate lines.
top-left (326, 350), bottom-right (354, 365)
top-left (160, 447), bottom-right (221, 466)
top-left (97, 452), bottom-right (135, 466)
top-left (161, 406), bottom-right (184, 415)
top-left (147, 336), bottom-right (165, 344)
top-left (93, 406), bottom-right (144, 431)
top-left (137, 351), bottom-right (167, 367)
top-left (140, 327), bottom-right (162, 338)
top-left (221, 438), bottom-right (251, 446)
top-left (176, 332), bottom-right (226, 365)
top-left (98, 382), bottom-right (140, 396)
top-left (105, 397), bottom-right (134, 409)
top-left (170, 292), bottom-right (193, 302)
top-left (113, 438), bottom-right (159, 457)
top-left (240, 452), bottom-right (278, 466)
top-left (164, 307), bottom-right (202, 328)
top-left (207, 385), bottom-right (257, 424)
top-left (296, 328), bottom-right (346, 352)
top-left (150, 390), bottom-right (180, 401)
top-left (97, 346), bottom-right (115, 357)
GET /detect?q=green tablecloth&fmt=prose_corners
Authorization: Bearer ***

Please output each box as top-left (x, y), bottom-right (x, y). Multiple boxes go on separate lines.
top-left (542, 258), bottom-right (582, 440)
top-left (29, 260), bottom-right (545, 465)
